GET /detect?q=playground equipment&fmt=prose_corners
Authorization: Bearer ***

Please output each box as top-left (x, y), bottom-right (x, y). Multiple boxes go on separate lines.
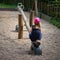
top-left (17, 5), bottom-right (30, 32)
top-left (17, 1), bottom-right (42, 55)
top-left (15, 3), bottom-right (24, 32)
top-left (34, 0), bottom-right (38, 17)
top-left (15, 25), bottom-right (19, 32)
top-left (16, 0), bottom-right (39, 32)
top-left (18, 14), bottom-right (23, 39)
top-left (16, 3), bottom-right (30, 32)
top-left (31, 43), bottom-right (42, 55)
top-left (32, 0), bottom-right (38, 17)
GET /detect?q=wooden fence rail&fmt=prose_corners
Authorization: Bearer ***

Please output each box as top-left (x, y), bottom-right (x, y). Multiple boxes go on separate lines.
top-left (38, 2), bottom-right (60, 18)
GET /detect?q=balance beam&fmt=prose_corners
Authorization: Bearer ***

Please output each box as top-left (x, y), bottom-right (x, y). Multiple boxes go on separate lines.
top-left (17, 6), bottom-right (30, 33)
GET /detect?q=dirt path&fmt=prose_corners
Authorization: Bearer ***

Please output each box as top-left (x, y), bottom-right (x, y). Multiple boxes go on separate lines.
top-left (0, 11), bottom-right (60, 60)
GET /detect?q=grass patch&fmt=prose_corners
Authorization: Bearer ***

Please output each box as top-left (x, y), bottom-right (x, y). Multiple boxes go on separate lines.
top-left (50, 17), bottom-right (60, 28)
top-left (0, 3), bottom-right (17, 8)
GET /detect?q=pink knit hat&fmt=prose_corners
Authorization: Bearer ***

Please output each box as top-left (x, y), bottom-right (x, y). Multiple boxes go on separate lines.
top-left (34, 17), bottom-right (40, 24)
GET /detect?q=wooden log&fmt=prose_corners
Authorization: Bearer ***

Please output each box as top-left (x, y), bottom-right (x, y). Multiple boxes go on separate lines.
top-left (18, 14), bottom-right (23, 39)
top-left (29, 10), bottom-right (34, 27)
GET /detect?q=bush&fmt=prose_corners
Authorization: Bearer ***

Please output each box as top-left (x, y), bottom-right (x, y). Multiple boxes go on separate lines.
top-left (50, 17), bottom-right (60, 28)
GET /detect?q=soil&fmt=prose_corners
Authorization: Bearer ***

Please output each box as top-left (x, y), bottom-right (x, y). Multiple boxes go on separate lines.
top-left (0, 11), bottom-right (60, 60)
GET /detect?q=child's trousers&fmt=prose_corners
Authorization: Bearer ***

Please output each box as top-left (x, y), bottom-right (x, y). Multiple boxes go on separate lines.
top-left (29, 29), bottom-right (42, 42)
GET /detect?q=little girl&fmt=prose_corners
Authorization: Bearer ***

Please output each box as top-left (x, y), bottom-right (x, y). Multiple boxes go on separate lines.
top-left (29, 17), bottom-right (42, 48)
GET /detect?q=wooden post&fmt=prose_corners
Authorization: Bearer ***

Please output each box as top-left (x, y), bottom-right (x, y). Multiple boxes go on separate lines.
top-left (18, 14), bottom-right (23, 39)
top-left (32, 1), bottom-right (35, 10)
top-left (29, 10), bottom-right (34, 27)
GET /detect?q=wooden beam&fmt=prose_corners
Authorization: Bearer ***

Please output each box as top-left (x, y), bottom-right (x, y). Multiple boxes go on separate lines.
top-left (17, 6), bottom-right (30, 33)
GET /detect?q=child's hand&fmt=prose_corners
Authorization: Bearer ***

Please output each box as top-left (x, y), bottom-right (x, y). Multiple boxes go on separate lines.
top-left (36, 40), bottom-right (41, 45)
top-left (29, 27), bottom-right (32, 33)
top-left (33, 40), bottom-right (41, 47)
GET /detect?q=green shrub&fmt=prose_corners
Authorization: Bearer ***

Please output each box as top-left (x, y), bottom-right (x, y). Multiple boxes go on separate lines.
top-left (0, 3), bottom-right (16, 8)
top-left (50, 16), bottom-right (60, 28)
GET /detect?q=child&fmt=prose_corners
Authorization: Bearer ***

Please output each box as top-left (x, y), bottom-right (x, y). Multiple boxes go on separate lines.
top-left (29, 17), bottom-right (42, 48)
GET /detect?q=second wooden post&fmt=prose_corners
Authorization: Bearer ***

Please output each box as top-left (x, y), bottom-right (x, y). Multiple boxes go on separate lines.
top-left (29, 10), bottom-right (34, 27)
top-left (18, 14), bottom-right (23, 39)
